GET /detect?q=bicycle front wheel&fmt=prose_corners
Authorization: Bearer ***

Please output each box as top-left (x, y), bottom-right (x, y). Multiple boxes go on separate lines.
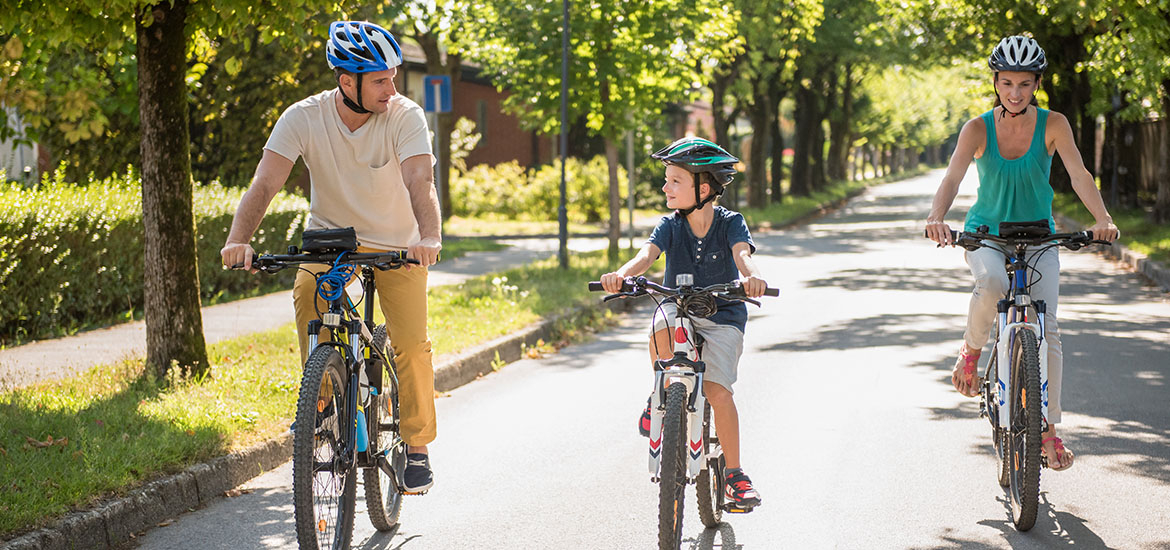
top-left (658, 382), bottom-right (689, 550)
top-left (695, 401), bottom-right (724, 528)
top-left (364, 325), bottom-right (405, 532)
top-left (1008, 329), bottom-right (1042, 531)
top-left (293, 346), bottom-right (357, 550)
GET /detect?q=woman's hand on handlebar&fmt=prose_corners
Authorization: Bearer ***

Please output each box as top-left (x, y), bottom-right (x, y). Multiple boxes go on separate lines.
top-left (599, 272), bottom-right (627, 293)
top-left (221, 241), bottom-right (257, 272)
top-left (925, 219), bottom-right (955, 247)
top-left (1089, 219), bottom-right (1120, 243)
top-left (739, 275), bottom-right (768, 298)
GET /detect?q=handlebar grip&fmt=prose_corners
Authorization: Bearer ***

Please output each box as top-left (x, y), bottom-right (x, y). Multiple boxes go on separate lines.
top-left (588, 281), bottom-right (604, 291)
top-left (923, 228), bottom-right (960, 240)
top-left (763, 288), bottom-right (779, 297)
top-left (229, 254), bottom-right (260, 270)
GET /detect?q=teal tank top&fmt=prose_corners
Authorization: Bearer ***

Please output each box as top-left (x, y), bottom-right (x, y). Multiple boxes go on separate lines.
top-left (964, 108), bottom-right (1055, 235)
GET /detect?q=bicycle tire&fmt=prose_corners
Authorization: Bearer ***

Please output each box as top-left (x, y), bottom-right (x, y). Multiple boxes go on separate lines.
top-left (986, 352), bottom-right (1010, 488)
top-left (293, 346), bottom-right (357, 550)
top-left (1008, 329), bottom-right (1042, 531)
top-left (695, 401), bottom-right (723, 528)
top-left (364, 325), bottom-right (405, 532)
top-left (658, 382), bottom-right (689, 550)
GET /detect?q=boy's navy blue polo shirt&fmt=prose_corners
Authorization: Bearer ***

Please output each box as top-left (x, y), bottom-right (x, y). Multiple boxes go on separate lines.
top-left (647, 206), bottom-right (756, 332)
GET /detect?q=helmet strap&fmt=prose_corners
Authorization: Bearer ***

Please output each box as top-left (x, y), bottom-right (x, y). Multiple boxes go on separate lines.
top-left (338, 73), bottom-right (372, 115)
top-left (676, 173), bottom-right (721, 217)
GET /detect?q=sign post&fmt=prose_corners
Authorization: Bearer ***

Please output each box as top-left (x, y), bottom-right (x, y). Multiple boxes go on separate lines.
top-left (423, 75), bottom-right (452, 211)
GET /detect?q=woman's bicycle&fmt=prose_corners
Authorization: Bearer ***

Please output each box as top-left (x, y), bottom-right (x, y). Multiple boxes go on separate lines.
top-left (240, 242), bottom-right (418, 549)
top-left (933, 221), bottom-right (1109, 531)
top-left (589, 275), bottom-right (777, 549)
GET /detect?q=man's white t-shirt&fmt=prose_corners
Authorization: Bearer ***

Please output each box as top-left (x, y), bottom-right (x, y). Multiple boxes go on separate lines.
top-left (265, 89), bottom-right (433, 250)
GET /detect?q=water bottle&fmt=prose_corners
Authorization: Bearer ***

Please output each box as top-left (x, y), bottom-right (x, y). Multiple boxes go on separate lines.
top-left (355, 406), bottom-right (369, 453)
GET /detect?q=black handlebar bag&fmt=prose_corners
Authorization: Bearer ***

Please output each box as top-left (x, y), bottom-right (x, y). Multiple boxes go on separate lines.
top-left (301, 227), bottom-right (359, 254)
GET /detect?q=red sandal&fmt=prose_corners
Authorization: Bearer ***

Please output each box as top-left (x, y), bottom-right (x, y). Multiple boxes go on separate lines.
top-left (952, 346), bottom-right (981, 397)
top-left (1042, 436), bottom-right (1075, 471)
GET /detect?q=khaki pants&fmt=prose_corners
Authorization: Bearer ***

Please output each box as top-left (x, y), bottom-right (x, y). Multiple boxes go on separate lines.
top-left (292, 246), bottom-right (436, 446)
top-left (964, 244), bottom-right (1064, 423)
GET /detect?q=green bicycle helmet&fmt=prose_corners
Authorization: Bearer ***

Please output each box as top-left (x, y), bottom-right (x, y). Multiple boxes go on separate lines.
top-left (651, 137), bottom-right (739, 216)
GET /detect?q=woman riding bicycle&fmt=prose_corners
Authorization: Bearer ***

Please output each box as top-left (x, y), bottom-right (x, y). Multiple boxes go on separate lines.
top-left (925, 35), bottom-right (1119, 471)
top-left (600, 137), bottom-right (768, 510)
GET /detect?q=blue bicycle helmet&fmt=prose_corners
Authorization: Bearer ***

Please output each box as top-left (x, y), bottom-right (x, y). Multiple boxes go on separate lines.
top-left (327, 21), bottom-right (403, 73)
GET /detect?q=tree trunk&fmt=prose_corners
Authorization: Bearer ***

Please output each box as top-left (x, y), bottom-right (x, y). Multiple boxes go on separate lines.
top-left (791, 70), bottom-right (814, 197)
top-left (416, 32), bottom-right (461, 220)
top-left (1155, 83), bottom-right (1170, 223)
top-left (137, 0), bottom-right (208, 378)
top-left (605, 138), bottom-right (621, 260)
top-left (746, 96), bottom-right (771, 208)
top-left (827, 65), bottom-right (853, 182)
top-left (769, 101), bottom-right (785, 204)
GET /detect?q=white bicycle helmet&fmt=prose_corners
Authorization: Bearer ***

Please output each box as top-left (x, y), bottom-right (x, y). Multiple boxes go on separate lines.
top-left (988, 35), bottom-right (1048, 74)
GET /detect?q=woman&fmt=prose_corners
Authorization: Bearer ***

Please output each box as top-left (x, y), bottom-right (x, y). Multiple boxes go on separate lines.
top-left (924, 35), bottom-right (1120, 471)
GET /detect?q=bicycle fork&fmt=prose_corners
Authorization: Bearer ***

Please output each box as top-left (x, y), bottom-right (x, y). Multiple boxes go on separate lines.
top-left (648, 318), bottom-right (708, 482)
top-left (992, 299), bottom-right (1050, 430)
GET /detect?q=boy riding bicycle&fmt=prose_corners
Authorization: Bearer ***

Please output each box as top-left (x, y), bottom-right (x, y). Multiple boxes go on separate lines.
top-left (600, 137), bottom-right (767, 511)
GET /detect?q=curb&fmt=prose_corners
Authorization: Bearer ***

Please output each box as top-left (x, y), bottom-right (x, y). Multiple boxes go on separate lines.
top-left (1053, 212), bottom-right (1170, 293)
top-left (0, 297), bottom-right (634, 550)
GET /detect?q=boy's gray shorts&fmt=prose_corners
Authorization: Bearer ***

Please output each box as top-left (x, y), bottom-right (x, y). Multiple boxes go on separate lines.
top-left (649, 302), bottom-right (744, 393)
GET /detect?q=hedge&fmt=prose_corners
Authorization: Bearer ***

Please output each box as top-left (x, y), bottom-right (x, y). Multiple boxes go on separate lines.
top-left (449, 155), bottom-right (626, 223)
top-left (0, 167), bottom-right (308, 345)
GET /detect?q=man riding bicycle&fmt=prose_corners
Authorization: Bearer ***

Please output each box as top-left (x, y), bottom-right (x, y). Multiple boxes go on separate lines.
top-left (220, 20), bottom-right (440, 493)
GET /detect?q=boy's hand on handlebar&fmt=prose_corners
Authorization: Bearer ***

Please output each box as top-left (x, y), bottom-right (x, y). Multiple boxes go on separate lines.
top-left (221, 242), bottom-right (257, 273)
top-left (600, 272), bottom-right (626, 293)
top-left (1089, 220), bottom-right (1120, 243)
top-left (925, 219), bottom-right (954, 247)
top-left (740, 275), bottom-right (767, 298)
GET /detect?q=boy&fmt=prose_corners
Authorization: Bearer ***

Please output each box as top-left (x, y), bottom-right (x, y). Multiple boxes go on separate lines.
top-left (599, 137), bottom-right (767, 510)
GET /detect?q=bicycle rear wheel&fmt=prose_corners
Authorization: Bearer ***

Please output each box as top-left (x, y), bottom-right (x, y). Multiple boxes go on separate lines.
top-left (293, 346), bottom-right (357, 550)
top-left (1008, 329), bottom-right (1042, 531)
top-left (364, 325), bottom-right (405, 532)
top-left (658, 382), bottom-right (689, 550)
top-left (695, 401), bottom-right (724, 528)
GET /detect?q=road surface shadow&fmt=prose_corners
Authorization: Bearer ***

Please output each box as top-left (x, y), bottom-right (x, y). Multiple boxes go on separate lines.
top-left (686, 522), bottom-right (740, 550)
top-left (762, 313), bottom-right (966, 352)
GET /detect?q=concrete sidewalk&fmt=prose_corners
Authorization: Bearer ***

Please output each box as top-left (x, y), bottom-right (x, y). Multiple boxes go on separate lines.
top-left (0, 232), bottom-right (637, 391)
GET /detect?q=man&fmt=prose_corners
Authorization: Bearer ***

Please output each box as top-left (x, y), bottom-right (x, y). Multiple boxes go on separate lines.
top-left (220, 20), bottom-right (441, 492)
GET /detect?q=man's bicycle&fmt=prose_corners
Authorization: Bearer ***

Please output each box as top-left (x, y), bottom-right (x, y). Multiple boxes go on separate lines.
top-left (589, 275), bottom-right (777, 549)
top-left (241, 244), bottom-right (418, 549)
top-left (933, 221), bottom-right (1108, 531)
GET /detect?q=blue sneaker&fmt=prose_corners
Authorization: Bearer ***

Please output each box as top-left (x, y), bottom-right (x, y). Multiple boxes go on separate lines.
top-left (403, 453), bottom-right (433, 493)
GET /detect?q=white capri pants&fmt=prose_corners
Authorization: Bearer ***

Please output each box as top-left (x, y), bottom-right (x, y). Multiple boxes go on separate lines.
top-left (965, 244), bottom-right (1064, 423)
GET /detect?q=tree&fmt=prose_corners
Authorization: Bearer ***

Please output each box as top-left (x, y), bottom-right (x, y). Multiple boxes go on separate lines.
top-left (1, 1), bottom-right (363, 377)
top-left (479, 0), bottom-right (737, 259)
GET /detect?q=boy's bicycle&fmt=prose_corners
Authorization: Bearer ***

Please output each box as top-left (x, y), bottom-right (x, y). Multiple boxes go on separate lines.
top-left (240, 243), bottom-right (418, 549)
top-left (933, 221), bottom-right (1108, 531)
top-left (589, 275), bottom-right (777, 549)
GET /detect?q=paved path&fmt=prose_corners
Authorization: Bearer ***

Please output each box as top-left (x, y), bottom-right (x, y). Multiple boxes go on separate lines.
top-left (0, 234), bottom-right (624, 391)
top-left (134, 168), bottom-right (1170, 549)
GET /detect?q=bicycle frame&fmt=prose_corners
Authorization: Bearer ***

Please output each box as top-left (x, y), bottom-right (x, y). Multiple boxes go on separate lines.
top-left (648, 310), bottom-right (710, 482)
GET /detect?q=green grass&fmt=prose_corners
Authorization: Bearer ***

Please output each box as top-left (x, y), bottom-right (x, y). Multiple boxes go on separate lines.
top-left (1053, 192), bottom-right (1170, 264)
top-left (0, 249), bottom-right (641, 538)
top-left (444, 214), bottom-right (608, 236)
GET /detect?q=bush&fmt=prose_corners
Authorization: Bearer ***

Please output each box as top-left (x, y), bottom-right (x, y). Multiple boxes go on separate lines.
top-left (449, 155), bottom-right (626, 223)
top-left (0, 167), bottom-right (308, 345)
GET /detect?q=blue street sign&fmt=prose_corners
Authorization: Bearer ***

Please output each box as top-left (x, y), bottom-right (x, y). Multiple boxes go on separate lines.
top-left (424, 75), bottom-right (452, 113)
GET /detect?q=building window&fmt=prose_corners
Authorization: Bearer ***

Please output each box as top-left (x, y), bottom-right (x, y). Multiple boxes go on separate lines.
top-left (476, 100), bottom-right (489, 145)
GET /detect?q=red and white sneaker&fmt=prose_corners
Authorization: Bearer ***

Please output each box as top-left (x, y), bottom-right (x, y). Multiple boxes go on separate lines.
top-left (724, 470), bottom-right (761, 511)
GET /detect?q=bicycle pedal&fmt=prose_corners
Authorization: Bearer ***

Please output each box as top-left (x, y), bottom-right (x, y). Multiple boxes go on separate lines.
top-left (402, 490), bottom-right (429, 496)
top-left (722, 504), bottom-right (755, 514)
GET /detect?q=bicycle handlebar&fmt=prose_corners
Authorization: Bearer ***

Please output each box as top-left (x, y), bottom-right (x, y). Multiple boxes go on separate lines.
top-left (924, 228), bottom-right (1112, 251)
top-left (587, 277), bottom-right (779, 305)
top-left (231, 250), bottom-right (419, 273)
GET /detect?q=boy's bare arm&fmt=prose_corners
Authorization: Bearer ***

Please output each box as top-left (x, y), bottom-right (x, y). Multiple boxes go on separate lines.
top-left (600, 243), bottom-right (661, 292)
top-left (732, 242), bottom-right (767, 297)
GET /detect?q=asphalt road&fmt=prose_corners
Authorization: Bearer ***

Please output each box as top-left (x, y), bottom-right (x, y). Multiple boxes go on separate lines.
top-left (134, 169), bottom-right (1170, 549)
